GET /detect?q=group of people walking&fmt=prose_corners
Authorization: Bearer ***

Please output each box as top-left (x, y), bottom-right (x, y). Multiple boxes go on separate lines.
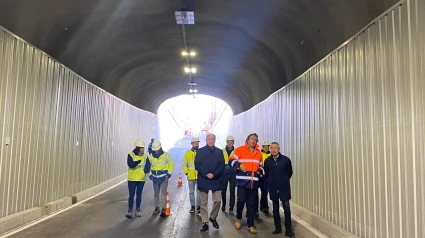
top-left (126, 133), bottom-right (294, 237)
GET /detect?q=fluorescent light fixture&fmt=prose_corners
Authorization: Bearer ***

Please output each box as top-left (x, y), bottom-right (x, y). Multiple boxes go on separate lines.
top-left (184, 67), bottom-right (197, 73)
top-left (181, 51), bottom-right (196, 56)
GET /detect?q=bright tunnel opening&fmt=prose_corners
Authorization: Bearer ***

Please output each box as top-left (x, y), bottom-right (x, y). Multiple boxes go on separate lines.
top-left (157, 94), bottom-right (233, 150)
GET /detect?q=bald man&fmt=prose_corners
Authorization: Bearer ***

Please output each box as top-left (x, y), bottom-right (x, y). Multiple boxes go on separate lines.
top-left (194, 134), bottom-right (225, 232)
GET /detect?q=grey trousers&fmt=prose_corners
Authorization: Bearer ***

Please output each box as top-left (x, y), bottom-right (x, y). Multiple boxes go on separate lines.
top-left (188, 180), bottom-right (200, 208)
top-left (200, 190), bottom-right (221, 223)
top-left (153, 177), bottom-right (168, 209)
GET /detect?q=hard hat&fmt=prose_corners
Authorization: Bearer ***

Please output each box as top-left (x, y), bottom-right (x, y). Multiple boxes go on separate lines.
top-left (226, 135), bottom-right (235, 141)
top-left (262, 141), bottom-right (270, 146)
top-left (191, 137), bottom-right (200, 143)
top-left (135, 140), bottom-right (145, 147)
top-left (151, 141), bottom-right (161, 151)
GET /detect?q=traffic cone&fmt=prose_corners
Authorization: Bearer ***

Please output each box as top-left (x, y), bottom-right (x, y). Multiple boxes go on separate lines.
top-left (177, 173), bottom-right (183, 187)
top-left (165, 192), bottom-right (171, 216)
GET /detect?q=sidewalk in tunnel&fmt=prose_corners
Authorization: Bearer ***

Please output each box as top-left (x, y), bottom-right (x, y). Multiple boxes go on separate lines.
top-left (5, 137), bottom-right (322, 238)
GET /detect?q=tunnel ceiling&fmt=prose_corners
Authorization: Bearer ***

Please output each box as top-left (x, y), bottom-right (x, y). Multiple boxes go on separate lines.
top-left (0, 0), bottom-right (397, 114)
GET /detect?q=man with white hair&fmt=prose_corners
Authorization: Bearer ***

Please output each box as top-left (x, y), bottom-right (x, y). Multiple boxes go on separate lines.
top-left (149, 140), bottom-right (175, 217)
top-left (195, 134), bottom-right (225, 232)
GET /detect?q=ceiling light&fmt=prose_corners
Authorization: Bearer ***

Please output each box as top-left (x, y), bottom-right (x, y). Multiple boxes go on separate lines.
top-left (181, 51), bottom-right (196, 56)
top-left (184, 67), bottom-right (197, 73)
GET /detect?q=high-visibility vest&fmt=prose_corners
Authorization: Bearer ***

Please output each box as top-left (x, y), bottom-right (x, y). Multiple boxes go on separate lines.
top-left (182, 150), bottom-right (198, 180)
top-left (261, 151), bottom-right (271, 164)
top-left (128, 152), bottom-right (148, 181)
top-left (149, 152), bottom-right (174, 178)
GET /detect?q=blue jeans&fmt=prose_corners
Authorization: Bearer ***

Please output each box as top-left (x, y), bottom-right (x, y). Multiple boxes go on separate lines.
top-left (128, 181), bottom-right (145, 210)
top-left (188, 180), bottom-right (200, 208)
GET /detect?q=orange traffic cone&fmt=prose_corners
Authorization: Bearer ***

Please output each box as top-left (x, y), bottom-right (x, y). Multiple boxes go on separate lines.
top-left (165, 192), bottom-right (171, 216)
top-left (177, 173), bottom-right (183, 187)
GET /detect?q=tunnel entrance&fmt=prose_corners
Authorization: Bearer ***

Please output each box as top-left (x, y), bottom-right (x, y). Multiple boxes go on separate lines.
top-left (157, 94), bottom-right (232, 150)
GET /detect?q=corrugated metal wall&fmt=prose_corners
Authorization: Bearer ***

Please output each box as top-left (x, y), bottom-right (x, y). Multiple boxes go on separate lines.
top-left (0, 27), bottom-right (158, 218)
top-left (228, 0), bottom-right (424, 237)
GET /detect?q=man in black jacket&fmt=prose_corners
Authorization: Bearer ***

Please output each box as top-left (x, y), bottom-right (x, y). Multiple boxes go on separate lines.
top-left (264, 142), bottom-right (295, 237)
top-left (194, 134), bottom-right (225, 232)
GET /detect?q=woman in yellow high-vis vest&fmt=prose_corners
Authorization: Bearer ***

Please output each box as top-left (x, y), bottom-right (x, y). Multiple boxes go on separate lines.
top-left (126, 139), bottom-right (151, 219)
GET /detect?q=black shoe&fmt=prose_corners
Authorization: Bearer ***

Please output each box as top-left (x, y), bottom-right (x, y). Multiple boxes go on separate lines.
top-left (221, 206), bottom-right (225, 212)
top-left (152, 207), bottom-right (160, 216)
top-left (285, 229), bottom-right (295, 237)
top-left (272, 228), bottom-right (282, 234)
top-left (196, 207), bottom-right (200, 214)
top-left (190, 206), bottom-right (195, 213)
top-left (255, 212), bottom-right (260, 219)
top-left (160, 209), bottom-right (166, 217)
top-left (261, 208), bottom-right (270, 214)
top-left (229, 209), bottom-right (234, 214)
top-left (200, 223), bottom-right (209, 232)
top-left (209, 218), bottom-right (219, 229)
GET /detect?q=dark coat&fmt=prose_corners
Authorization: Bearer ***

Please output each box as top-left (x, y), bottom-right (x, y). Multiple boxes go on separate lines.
top-left (264, 153), bottom-right (293, 201)
top-left (194, 145), bottom-right (225, 191)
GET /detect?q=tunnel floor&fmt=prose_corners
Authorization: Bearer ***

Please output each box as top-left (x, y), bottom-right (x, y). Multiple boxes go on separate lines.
top-left (8, 137), bottom-right (321, 238)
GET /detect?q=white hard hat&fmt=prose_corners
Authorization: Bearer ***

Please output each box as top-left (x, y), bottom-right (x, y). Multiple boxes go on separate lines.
top-left (226, 135), bottom-right (235, 141)
top-left (262, 141), bottom-right (270, 146)
top-left (135, 140), bottom-right (145, 147)
top-left (191, 137), bottom-right (200, 143)
top-left (151, 141), bottom-right (161, 151)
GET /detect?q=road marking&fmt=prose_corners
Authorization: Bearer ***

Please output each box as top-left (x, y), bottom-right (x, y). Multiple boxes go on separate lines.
top-left (0, 179), bottom-right (127, 238)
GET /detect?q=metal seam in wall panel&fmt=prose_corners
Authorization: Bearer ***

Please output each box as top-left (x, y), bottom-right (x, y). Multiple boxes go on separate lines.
top-left (223, 1), bottom-right (424, 237)
top-left (0, 26), bottom-right (159, 218)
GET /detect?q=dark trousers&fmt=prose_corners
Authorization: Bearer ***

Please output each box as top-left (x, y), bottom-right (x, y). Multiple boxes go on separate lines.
top-left (236, 187), bottom-right (257, 227)
top-left (259, 177), bottom-right (269, 210)
top-left (128, 181), bottom-right (145, 210)
top-left (273, 198), bottom-right (292, 230)
top-left (221, 174), bottom-right (236, 210)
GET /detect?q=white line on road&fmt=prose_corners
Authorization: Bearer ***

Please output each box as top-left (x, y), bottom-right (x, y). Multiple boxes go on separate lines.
top-left (0, 179), bottom-right (127, 238)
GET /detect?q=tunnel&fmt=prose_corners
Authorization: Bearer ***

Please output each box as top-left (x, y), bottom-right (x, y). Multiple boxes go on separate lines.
top-left (0, 0), bottom-right (424, 237)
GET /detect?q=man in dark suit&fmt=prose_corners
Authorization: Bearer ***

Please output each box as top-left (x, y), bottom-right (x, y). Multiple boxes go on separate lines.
top-left (264, 142), bottom-right (295, 237)
top-left (195, 134), bottom-right (225, 232)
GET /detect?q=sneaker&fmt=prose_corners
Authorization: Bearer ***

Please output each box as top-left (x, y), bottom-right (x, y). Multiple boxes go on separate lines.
top-left (160, 208), bottom-right (166, 217)
top-left (190, 206), bottom-right (195, 213)
top-left (152, 207), bottom-right (160, 216)
top-left (125, 210), bottom-right (134, 219)
top-left (135, 208), bottom-right (142, 217)
top-left (196, 207), bottom-right (201, 214)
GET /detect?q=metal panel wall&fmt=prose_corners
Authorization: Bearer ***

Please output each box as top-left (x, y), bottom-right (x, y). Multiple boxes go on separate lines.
top-left (227, 0), bottom-right (424, 237)
top-left (0, 27), bottom-right (159, 218)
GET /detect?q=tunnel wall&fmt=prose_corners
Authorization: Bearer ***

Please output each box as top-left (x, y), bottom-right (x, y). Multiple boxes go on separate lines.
top-left (227, 0), bottom-right (424, 237)
top-left (0, 27), bottom-right (158, 218)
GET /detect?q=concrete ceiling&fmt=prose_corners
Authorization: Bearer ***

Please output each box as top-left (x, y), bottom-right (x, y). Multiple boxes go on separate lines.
top-left (0, 0), bottom-right (397, 114)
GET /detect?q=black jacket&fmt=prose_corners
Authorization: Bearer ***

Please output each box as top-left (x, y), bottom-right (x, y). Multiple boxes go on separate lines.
top-left (264, 153), bottom-right (293, 201)
top-left (194, 145), bottom-right (225, 191)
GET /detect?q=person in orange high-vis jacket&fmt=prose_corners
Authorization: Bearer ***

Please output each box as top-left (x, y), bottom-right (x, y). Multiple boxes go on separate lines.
top-left (229, 133), bottom-right (264, 234)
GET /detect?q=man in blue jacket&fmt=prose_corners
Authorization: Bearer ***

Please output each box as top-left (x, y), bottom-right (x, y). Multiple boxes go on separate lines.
top-left (264, 142), bottom-right (295, 237)
top-left (195, 134), bottom-right (225, 232)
